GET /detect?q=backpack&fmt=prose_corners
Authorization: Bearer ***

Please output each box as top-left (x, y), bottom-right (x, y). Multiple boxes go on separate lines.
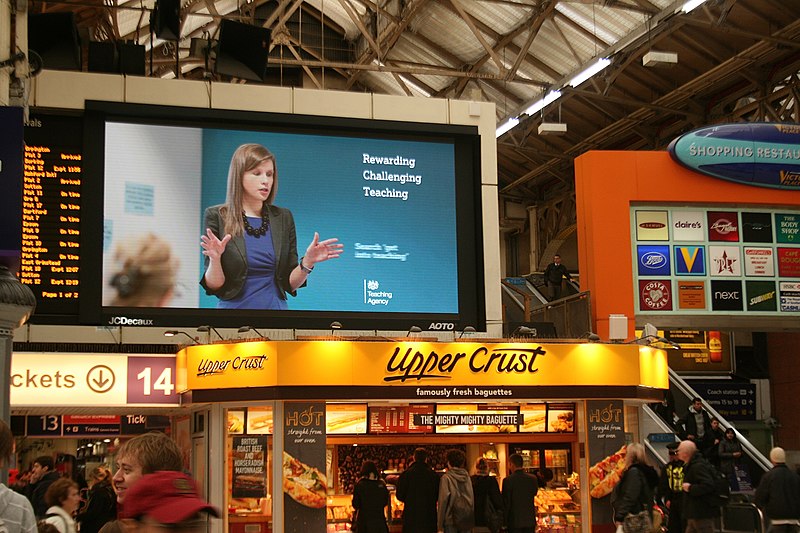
top-left (707, 464), bottom-right (731, 507)
top-left (450, 490), bottom-right (475, 531)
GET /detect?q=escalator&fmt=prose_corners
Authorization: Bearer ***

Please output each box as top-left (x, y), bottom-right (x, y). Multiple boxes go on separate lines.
top-left (640, 368), bottom-right (772, 533)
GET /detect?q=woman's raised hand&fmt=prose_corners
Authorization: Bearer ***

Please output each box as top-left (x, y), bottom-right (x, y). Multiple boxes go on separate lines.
top-left (304, 232), bottom-right (344, 266)
top-left (201, 228), bottom-right (232, 261)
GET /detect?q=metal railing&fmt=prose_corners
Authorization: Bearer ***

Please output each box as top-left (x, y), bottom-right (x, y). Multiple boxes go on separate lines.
top-left (721, 501), bottom-right (766, 533)
top-left (669, 368), bottom-right (773, 475)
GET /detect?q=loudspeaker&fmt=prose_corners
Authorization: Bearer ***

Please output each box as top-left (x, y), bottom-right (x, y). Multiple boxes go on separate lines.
top-left (28, 12), bottom-right (81, 70)
top-left (215, 20), bottom-right (270, 82)
top-left (118, 42), bottom-right (146, 75)
top-left (88, 42), bottom-right (117, 73)
top-left (151, 0), bottom-right (181, 41)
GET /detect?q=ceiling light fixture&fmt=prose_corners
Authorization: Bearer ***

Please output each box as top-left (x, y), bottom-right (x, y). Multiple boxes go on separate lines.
top-left (568, 58), bottom-right (611, 88)
top-left (495, 117), bottom-right (519, 138)
top-left (679, 0), bottom-right (707, 13)
top-left (523, 90), bottom-right (562, 116)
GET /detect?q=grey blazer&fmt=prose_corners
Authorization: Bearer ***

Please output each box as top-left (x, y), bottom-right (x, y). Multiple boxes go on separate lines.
top-left (200, 204), bottom-right (302, 302)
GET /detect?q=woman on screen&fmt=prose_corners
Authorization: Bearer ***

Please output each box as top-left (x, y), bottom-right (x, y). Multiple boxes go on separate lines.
top-left (200, 143), bottom-right (342, 309)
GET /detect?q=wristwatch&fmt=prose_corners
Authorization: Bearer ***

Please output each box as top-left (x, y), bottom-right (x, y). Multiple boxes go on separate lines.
top-left (299, 258), bottom-right (314, 274)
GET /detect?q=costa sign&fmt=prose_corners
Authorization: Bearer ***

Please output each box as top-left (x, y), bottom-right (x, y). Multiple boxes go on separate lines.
top-left (668, 123), bottom-right (800, 189)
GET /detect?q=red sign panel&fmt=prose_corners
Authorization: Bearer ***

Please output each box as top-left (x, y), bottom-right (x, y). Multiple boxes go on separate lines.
top-left (777, 247), bottom-right (800, 277)
top-left (639, 279), bottom-right (673, 311)
top-left (707, 211), bottom-right (740, 241)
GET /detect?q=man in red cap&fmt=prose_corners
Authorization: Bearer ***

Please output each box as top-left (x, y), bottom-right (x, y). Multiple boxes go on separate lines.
top-left (119, 471), bottom-right (219, 533)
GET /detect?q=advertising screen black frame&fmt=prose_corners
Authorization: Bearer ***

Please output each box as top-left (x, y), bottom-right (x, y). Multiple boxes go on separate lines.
top-left (80, 100), bottom-right (486, 331)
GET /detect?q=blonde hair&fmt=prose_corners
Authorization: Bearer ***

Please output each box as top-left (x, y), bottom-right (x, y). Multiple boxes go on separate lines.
top-left (624, 442), bottom-right (648, 469)
top-left (110, 233), bottom-right (178, 307)
top-left (220, 144), bottom-right (278, 238)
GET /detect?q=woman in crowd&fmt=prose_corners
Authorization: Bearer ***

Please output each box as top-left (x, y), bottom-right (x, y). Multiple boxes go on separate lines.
top-left (43, 478), bottom-right (80, 533)
top-left (76, 466), bottom-right (116, 533)
top-left (718, 427), bottom-right (743, 491)
top-left (611, 443), bottom-right (659, 532)
top-left (351, 460), bottom-right (390, 533)
top-left (200, 143), bottom-right (342, 309)
top-left (471, 457), bottom-right (503, 533)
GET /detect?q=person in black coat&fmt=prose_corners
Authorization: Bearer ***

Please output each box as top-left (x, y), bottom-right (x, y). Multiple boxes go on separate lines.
top-left (25, 456), bottom-right (61, 518)
top-left (677, 440), bottom-right (719, 533)
top-left (543, 254), bottom-right (572, 300)
top-left (611, 443), bottom-right (659, 526)
top-left (76, 466), bottom-right (117, 533)
top-left (501, 453), bottom-right (538, 533)
top-left (471, 458), bottom-right (503, 533)
top-left (396, 448), bottom-right (439, 533)
top-left (754, 447), bottom-right (800, 533)
top-left (352, 461), bottom-right (390, 533)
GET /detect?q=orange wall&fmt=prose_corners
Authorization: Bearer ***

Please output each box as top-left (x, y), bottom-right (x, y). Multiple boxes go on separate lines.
top-left (574, 151), bottom-right (800, 340)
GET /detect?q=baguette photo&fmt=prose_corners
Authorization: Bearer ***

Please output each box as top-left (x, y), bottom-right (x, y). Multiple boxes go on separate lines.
top-left (248, 413), bottom-right (273, 433)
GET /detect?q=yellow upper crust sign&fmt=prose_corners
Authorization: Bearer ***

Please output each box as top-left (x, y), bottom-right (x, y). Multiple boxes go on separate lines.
top-left (178, 341), bottom-right (667, 392)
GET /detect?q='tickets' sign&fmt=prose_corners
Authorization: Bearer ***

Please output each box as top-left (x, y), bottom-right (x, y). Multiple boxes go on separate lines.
top-left (283, 402), bottom-right (327, 533)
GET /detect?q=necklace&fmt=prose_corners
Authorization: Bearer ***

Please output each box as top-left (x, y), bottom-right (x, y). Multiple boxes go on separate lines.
top-left (243, 210), bottom-right (269, 237)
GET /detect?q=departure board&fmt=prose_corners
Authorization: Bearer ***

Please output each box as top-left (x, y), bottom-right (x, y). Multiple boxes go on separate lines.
top-left (21, 114), bottom-right (82, 317)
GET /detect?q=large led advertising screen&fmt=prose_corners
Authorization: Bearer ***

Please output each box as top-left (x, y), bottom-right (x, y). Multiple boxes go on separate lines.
top-left (79, 101), bottom-right (485, 330)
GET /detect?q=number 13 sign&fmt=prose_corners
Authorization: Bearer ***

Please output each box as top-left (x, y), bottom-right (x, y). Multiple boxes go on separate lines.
top-left (127, 356), bottom-right (179, 404)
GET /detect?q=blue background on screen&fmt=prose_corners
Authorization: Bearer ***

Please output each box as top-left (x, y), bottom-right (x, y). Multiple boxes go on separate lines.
top-left (199, 129), bottom-right (458, 312)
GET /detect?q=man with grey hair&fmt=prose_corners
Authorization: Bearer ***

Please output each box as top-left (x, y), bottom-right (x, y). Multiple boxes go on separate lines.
top-left (755, 447), bottom-right (800, 533)
top-left (677, 440), bottom-right (717, 533)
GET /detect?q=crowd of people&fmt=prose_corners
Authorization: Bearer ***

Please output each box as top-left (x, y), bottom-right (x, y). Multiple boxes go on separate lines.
top-left (0, 424), bottom-right (217, 533)
top-left (1, 415), bottom-right (798, 533)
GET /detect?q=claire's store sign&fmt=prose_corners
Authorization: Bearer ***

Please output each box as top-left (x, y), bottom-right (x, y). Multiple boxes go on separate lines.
top-left (668, 123), bottom-right (800, 189)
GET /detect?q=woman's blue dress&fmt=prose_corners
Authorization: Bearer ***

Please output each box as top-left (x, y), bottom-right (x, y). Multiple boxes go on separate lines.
top-left (217, 216), bottom-right (288, 310)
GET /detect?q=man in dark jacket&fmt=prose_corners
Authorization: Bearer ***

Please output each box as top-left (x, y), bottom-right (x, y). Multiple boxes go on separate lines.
top-left (25, 455), bottom-right (60, 518)
top-left (677, 440), bottom-right (718, 533)
top-left (755, 447), bottom-right (800, 533)
top-left (502, 453), bottom-right (539, 533)
top-left (679, 398), bottom-right (712, 451)
top-left (543, 254), bottom-right (572, 301)
top-left (396, 448), bottom-right (439, 533)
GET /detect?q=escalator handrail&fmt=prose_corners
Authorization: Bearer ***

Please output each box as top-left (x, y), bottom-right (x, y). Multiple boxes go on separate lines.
top-left (668, 368), bottom-right (773, 473)
top-left (641, 404), bottom-right (679, 468)
top-left (721, 501), bottom-right (766, 533)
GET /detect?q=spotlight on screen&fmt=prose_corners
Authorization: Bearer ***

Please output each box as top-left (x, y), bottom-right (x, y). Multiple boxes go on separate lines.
top-left (163, 330), bottom-right (199, 344)
top-left (407, 325), bottom-right (422, 337)
top-left (214, 20), bottom-right (270, 82)
top-left (458, 326), bottom-right (476, 339)
top-left (238, 325), bottom-right (267, 339)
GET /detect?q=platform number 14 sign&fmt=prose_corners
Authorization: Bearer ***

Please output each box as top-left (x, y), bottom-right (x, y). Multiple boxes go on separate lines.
top-left (127, 356), bottom-right (179, 404)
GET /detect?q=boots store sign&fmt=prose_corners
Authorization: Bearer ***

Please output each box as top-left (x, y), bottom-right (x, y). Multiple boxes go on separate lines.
top-left (10, 353), bottom-right (179, 406)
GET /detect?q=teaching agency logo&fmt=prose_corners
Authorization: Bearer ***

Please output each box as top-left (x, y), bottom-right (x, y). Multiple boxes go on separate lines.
top-left (364, 279), bottom-right (393, 306)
